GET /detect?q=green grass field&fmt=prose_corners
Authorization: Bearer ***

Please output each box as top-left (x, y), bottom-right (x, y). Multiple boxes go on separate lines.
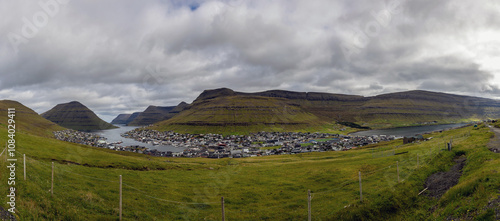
top-left (1, 123), bottom-right (499, 220)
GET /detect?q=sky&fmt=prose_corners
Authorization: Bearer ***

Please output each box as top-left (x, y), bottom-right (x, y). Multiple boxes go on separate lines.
top-left (2, 0), bottom-right (500, 122)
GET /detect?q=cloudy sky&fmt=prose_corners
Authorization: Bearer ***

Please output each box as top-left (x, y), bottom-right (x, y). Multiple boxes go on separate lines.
top-left (2, 0), bottom-right (500, 121)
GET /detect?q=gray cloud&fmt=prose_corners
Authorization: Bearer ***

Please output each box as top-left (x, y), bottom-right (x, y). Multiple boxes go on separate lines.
top-left (1, 0), bottom-right (500, 122)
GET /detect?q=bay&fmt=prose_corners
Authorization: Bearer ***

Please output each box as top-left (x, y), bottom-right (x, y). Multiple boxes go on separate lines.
top-left (91, 125), bottom-right (185, 152)
top-left (349, 123), bottom-right (469, 137)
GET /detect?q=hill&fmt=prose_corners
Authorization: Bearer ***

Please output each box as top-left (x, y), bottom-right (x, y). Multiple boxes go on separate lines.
top-left (0, 100), bottom-right (64, 137)
top-left (41, 101), bottom-right (117, 131)
top-left (153, 88), bottom-right (500, 134)
top-left (110, 114), bottom-right (132, 124)
top-left (113, 102), bottom-right (189, 126)
top-left (1, 119), bottom-right (499, 219)
top-left (127, 105), bottom-right (176, 126)
top-left (153, 93), bottom-right (329, 134)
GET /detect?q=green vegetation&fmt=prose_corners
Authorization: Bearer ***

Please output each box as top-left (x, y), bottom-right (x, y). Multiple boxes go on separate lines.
top-left (153, 95), bottom-right (337, 135)
top-left (41, 101), bottom-right (117, 131)
top-left (492, 120), bottom-right (500, 128)
top-left (0, 100), bottom-right (64, 137)
top-left (1, 118), bottom-right (499, 219)
top-left (334, 124), bottom-right (500, 220)
top-left (260, 145), bottom-right (281, 150)
top-left (152, 88), bottom-right (500, 135)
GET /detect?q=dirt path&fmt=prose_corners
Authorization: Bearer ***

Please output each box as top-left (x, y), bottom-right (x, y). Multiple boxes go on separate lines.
top-left (487, 125), bottom-right (500, 153)
top-left (423, 156), bottom-right (466, 198)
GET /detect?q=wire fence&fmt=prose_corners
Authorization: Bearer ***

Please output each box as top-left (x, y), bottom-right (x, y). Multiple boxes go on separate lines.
top-left (4, 132), bottom-right (470, 220)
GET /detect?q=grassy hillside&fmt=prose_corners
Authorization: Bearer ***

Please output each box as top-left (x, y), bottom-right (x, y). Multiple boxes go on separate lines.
top-left (41, 101), bottom-right (117, 131)
top-left (1, 121), bottom-right (499, 220)
top-left (351, 90), bottom-right (492, 128)
top-left (127, 105), bottom-right (175, 126)
top-left (152, 88), bottom-right (500, 134)
top-left (153, 95), bottom-right (338, 134)
top-left (110, 114), bottom-right (132, 124)
top-left (0, 100), bottom-right (64, 137)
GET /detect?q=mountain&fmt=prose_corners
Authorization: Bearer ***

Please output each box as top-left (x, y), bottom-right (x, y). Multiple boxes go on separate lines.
top-left (126, 112), bottom-right (141, 125)
top-left (41, 101), bottom-right (117, 131)
top-left (153, 89), bottom-right (329, 134)
top-left (127, 105), bottom-right (176, 126)
top-left (153, 88), bottom-right (500, 134)
top-left (113, 102), bottom-right (189, 126)
top-left (0, 100), bottom-right (65, 137)
top-left (110, 114), bottom-right (132, 124)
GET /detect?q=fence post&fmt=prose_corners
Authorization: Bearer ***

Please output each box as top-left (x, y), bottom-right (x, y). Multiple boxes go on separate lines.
top-left (51, 162), bottom-right (54, 196)
top-left (23, 154), bottom-right (26, 181)
top-left (359, 171), bottom-right (363, 202)
top-left (397, 161), bottom-right (399, 183)
top-left (119, 175), bottom-right (122, 221)
top-left (221, 197), bottom-right (225, 221)
top-left (308, 190), bottom-right (311, 221)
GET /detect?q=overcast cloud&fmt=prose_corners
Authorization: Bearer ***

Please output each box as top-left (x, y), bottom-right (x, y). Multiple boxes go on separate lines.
top-left (1, 0), bottom-right (500, 121)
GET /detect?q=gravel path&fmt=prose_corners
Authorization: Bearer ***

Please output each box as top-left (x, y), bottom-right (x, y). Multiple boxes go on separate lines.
top-left (423, 156), bottom-right (466, 198)
top-left (0, 206), bottom-right (15, 221)
top-left (487, 125), bottom-right (500, 153)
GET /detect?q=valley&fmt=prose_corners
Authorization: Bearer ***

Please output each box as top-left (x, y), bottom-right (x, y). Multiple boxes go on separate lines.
top-left (1, 89), bottom-right (500, 220)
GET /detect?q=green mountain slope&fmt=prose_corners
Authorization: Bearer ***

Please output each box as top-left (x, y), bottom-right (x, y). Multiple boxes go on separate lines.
top-left (127, 105), bottom-right (176, 126)
top-left (154, 88), bottom-right (500, 134)
top-left (0, 100), bottom-right (64, 137)
top-left (41, 101), bottom-right (117, 131)
top-left (110, 114), bottom-right (132, 124)
top-left (352, 90), bottom-right (500, 128)
top-left (126, 102), bottom-right (188, 126)
top-left (153, 93), bottom-right (327, 134)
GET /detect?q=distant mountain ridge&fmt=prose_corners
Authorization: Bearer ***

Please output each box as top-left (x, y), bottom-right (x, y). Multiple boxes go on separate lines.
top-left (152, 88), bottom-right (500, 134)
top-left (112, 102), bottom-right (188, 126)
top-left (194, 88), bottom-right (365, 102)
top-left (111, 114), bottom-right (132, 124)
top-left (41, 101), bottom-right (117, 131)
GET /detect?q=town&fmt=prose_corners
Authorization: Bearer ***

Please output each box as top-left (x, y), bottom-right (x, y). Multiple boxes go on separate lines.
top-left (53, 129), bottom-right (396, 158)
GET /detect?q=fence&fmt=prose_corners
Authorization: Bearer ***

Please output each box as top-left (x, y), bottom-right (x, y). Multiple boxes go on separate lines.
top-left (3, 132), bottom-right (470, 220)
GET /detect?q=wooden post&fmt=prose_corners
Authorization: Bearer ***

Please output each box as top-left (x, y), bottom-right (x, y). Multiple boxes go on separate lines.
top-left (308, 190), bottom-right (311, 221)
top-left (51, 162), bottom-right (54, 196)
top-left (119, 175), bottom-right (122, 221)
top-left (359, 171), bottom-right (363, 202)
top-left (417, 154), bottom-right (419, 169)
top-left (397, 161), bottom-right (399, 183)
top-left (23, 154), bottom-right (26, 181)
top-left (221, 197), bottom-right (225, 221)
